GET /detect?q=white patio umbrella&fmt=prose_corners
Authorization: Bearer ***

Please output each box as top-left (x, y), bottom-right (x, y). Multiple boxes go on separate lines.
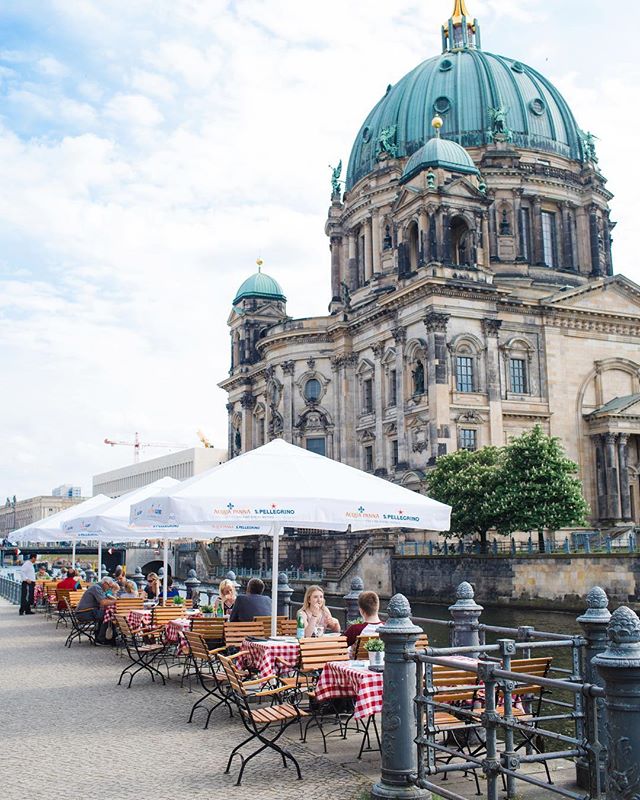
top-left (63, 477), bottom-right (182, 597)
top-left (130, 439), bottom-right (451, 633)
top-left (11, 493), bottom-right (113, 568)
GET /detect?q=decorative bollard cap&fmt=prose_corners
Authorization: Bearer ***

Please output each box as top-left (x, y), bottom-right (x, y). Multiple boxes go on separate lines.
top-left (344, 575), bottom-right (365, 600)
top-left (449, 581), bottom-right (483, 613)
top-left (378, 593), bottom-right (423, 635)
top-left (577, 586), bottom-right (611, 625)
top-left (184, 569), bottom-right (201, 587)
top-left (277, 571), bottom-right (291, 587)
top-left (593, 606), bottom-right (640, 669)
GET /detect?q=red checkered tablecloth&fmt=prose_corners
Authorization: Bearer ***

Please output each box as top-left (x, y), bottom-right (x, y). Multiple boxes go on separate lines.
top-left (34, 584), bottom-right (45, 603)
top-left (128, 609), bottom-right (153, 629)
top-left (239, 638), bottom-right (300, 678)
top-left (314, 660), bottom-right (383, 720)
top-left (165, 618), bottom-right (191, 653)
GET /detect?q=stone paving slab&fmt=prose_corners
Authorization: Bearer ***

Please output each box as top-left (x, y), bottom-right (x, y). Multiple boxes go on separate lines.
top-left (0, 600), bottom-right (370, 800)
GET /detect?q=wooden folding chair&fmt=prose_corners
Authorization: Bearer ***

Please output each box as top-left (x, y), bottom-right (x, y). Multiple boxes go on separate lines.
top-left (218, 652), bottom-right (307, 786)
top-left (114, 614), bottom-right (167, 688)
top-left (152, 605), bottom-right (185, 627)
top-left (183, 631), bottom-right (234, 727)
top-left (63, 597), bottom-right (96, 648)
top-left (278, 619), bottom-right (298, 636)
top-left (253, 615), bottom-right (288, 637)
top-left (223, 621), bottom-right (264, 651)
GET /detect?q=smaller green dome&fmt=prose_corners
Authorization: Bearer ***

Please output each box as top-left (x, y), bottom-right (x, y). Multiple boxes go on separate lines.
top-left (401, 137), bottom-right (479, 183)
top-left (233, 269), bottom-right (286, 305)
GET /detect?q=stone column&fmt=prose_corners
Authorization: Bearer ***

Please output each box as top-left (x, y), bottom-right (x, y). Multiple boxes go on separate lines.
top-left (576, 586), bottom-right (611, 790)
top-left (343, 353), bottom-right (358, 466)
top-left (593, 607), bottom-right (640, 800)
top-left (373, 342), bottom-right (386, 474)
top-left (480, 210), bottom-right (491, 267)
top-left (482, 318), bottom-right (504, 446)
top-left (428, 212), bottom-right (437, 263)
top-left (618, 434), bottom-right (632, 521)
top-left (393, 327), bottom-right (409, 468)
top-left (604, 433), bottom-right (621, 520)
top-left (281, 361), bottom-right (295, 440)
top-left (372, 211), bottom-right (381, 275)
top-left (226, 402), bottom-right (235, 459)
top-left (418, 209), bottom-right (427, 267)
top-left (330, 355), bottom-right (342, 462)
top-left (240, 391), bottom-right (255, 452)
top-left (562, 202), bottom-right (575, 271)
top-left (590, 206), bottom-right (602, 277)
top-left (442, 208), bottom-right (452, 264)
top-left (449, 581), bottom-right (483, 656)
top-left (424, 311), bottom-right (450, 461)
top-left (348, 232), bottom-right (358, 290)
top-left (364, 216), bottom-right (373, 282)
top-left (371, 594), bottom-right (428, 800)
top-left (531, 196), bottom-right (543, 265)
top-left (330, 235), bottom-right (341, 301)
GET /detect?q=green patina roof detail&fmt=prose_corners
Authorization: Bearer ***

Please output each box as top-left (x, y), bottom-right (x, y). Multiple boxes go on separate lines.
top-left (401, 136), bottom-right (479, 182)
top-left (346, 48), bottom-right (585, 190)
top-left (588, 394), bottom-right (640, 417)
top-left (233, 271), bottom-right (286, 305)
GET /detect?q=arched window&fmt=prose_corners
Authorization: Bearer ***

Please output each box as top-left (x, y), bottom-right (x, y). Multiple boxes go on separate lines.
top-left (407, 221), bottom-right (420, 271)
top-left (304, 378), bottom-right (321, 402)
top-left (450, 335), bottom-right (484, 394)
top-left (451, 217), bottom-right (472, 266)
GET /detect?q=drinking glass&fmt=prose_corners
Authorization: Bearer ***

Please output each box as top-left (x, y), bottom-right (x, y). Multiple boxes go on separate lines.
top-left (314, 625), bottom-right (325, 638)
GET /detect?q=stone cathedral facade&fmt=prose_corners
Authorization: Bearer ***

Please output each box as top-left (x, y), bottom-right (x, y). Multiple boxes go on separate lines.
top-left (219, 2), bottom-right (640, 567)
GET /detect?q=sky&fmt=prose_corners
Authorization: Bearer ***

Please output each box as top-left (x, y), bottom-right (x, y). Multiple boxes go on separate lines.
top-left (1, 0), bottom-right (638, 500)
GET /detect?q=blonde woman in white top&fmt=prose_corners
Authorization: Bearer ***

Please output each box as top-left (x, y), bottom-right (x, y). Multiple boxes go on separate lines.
top-left (299, 585), bottom-right (340, 637)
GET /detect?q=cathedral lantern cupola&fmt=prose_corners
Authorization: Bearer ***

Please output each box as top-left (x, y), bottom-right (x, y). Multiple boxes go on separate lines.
top-left (228, 259), bottom-right (287, 372)
top-left (442, 0), bottom-right (481, 52)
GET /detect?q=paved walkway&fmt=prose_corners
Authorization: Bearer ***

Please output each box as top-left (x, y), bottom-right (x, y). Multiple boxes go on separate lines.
top-left (0, 600), bottom-right (370, 800)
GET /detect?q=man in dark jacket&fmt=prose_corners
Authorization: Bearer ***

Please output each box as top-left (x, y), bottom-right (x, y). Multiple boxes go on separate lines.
top-left (229, 578), bottom-right (272, 622)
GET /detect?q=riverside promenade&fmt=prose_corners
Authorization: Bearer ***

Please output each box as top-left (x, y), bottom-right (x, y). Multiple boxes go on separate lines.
top-left (0, 599), bottom-right (369, 800)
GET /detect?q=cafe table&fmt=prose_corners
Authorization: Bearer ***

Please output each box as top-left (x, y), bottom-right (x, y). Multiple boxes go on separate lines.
top-left (239, 636), bottom-right (300, 678)
top-left (314, 659), bottom-right (383, 720)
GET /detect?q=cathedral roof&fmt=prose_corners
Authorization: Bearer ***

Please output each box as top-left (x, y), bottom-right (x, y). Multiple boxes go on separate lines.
top-left (346, 4), bottom-right (585, 190)
top-left (400, 131), bottom-right (479, 182)
top-left (233, 266), bottom-right (286, 305)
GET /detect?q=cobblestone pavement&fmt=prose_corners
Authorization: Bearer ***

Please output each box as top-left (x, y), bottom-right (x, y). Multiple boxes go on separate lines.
top-left (1, 600), bottom-right (371, 800)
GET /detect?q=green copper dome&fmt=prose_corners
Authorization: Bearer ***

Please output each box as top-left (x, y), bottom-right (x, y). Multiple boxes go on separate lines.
top-left (346, 48), bottom-right (585, 190)
top-left (401, 135), bottom-right (479, 182)
top-left (233, 270), bottom-right (286, 305)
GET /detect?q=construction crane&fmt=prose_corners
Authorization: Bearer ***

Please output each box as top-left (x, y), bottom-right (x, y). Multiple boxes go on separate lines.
top-left (103, 432), bottom-right (189, 464)
top-left (197, 429), bottom-right (215, 448)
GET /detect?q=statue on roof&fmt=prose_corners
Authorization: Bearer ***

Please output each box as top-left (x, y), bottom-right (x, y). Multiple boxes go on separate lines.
top-left (487, 104), bottom-right (512, 143)
top-left (329, 160), bottom-right (343, 197)
top-left (581, 130), bottom-right (598, 164)
top-left (377, 125), bottom-right (399, 159)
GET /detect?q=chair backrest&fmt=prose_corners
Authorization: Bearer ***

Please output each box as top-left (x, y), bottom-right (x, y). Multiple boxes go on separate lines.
top-left (354, 634), bottom-right (378, 660)
top-left (508, 657), bottom-right (552, 678)
top-left (44, 581), bottom-right (59, 592)
top-left (114, 614), bottom-right (135, 638)
top-left (223, 621), bottom-right (265, 649)
top-left (191, 617), bottom-right (225, 641)
top-left (278, 619), bottom-right (297, 636)
top-left (60, 589), bottom-right (84, 608)
top-left (115, 598), bottom-right (144, 612)
top-left (253, 615), bottom-right (288, 637)
top-left (184, 631), bottom-right (214, 661)
top-left (299, 636), bottom-right (349, 672)
top-left (152, 606), bottom-right (185, 626)
top-left (415, 633), bottom-right (429, 651)
top-left (218, 653), bottom-right (251, 705)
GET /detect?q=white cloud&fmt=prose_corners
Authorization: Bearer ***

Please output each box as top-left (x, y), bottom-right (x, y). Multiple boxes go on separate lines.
top-left (0, 0), bottom-right (638, 499)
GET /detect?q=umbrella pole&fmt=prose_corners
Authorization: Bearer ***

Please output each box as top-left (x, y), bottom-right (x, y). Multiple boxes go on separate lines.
top-left (162, 537), bottom-right (169, 604)
top-left (97, 540), bottom-right (102, 582)
top-left (270, 525), bottom-right (281, 637)
top-left (71, 537), bottom-right (76, 569)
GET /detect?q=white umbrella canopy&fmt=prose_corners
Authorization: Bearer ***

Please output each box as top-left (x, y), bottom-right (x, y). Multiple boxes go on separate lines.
top-left (11, 493), bottom-right (112, 544)
top-left (130, 439), bottom-right (451, 631)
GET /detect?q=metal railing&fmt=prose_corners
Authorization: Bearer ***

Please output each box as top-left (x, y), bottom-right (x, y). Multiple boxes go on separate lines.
top-left (0, 573), bottom-right (21, 604)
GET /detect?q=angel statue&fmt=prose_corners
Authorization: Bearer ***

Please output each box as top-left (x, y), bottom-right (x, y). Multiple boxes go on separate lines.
top-left (329, 160), bottom-right (342, 196)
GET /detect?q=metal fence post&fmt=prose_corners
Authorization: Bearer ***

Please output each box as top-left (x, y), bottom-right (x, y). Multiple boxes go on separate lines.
top-left (593, 606), bottom-right (640, 800)
top-left (371, 593), bottom-right (429, 800)
top-left (449, 581), bottom-right (483, 656)
top-left (576, 586), bottom-right (610, 790)
top-left (276, 572), bottom-right (293, 617)
top-left (344, 576), bottom-right (364, 624)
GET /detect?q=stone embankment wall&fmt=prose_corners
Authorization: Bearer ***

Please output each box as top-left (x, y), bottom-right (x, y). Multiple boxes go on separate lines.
top-left (392, 554), bottom-right (640, 610)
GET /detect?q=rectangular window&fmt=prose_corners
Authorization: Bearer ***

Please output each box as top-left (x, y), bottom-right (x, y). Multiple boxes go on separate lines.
top-left (364, 445), bottom-right (374, 472)
top-left (391, 440), bottom-right (399, 467)
top-left (509, 358), bottom-right (528, 394)
top-left (305, 437), bottom-right (326, 457)
top-left (541, 211), bottom-right (557, 267)
top-left (459, 429), bottom-right (477, 451)
top-left (455, 356), bottom-right (474, 393)
top-left (519, 208), bottom-right (531, 261)
top-left (389, 370), bottom-right (397, 406)
top-left (363, 378), bottom-right (373, 413)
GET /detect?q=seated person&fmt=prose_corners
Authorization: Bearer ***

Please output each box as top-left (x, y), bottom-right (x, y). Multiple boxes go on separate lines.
top-left (165, 576), bottom-right (180, 599)
top-left (75, 578), bottom-right (117, 643)
top-left (113, 566), bottom-right (127, 594)
top-left (118, 580), bottom-right (138, 598)
top-left (36, 566), bottom-right (52, 580)
top-left (144, 572), bottom-right (160, 600)
top-left (57, 569), bottom-right (82, 609)
top-left (298, 585), bottom-right (340, 637)
top-left (229, 578), bottom-right (272, 622)
top-left (213, 578), bottom-right (236, 616)
top-left (344, 591), bottom-right (382, 651)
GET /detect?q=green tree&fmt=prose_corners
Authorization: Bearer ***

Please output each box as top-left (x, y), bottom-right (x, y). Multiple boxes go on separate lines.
top-left (501, 425), bottom-right (589, 552)
top-left (425, 446), bottom-right (509, 553)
